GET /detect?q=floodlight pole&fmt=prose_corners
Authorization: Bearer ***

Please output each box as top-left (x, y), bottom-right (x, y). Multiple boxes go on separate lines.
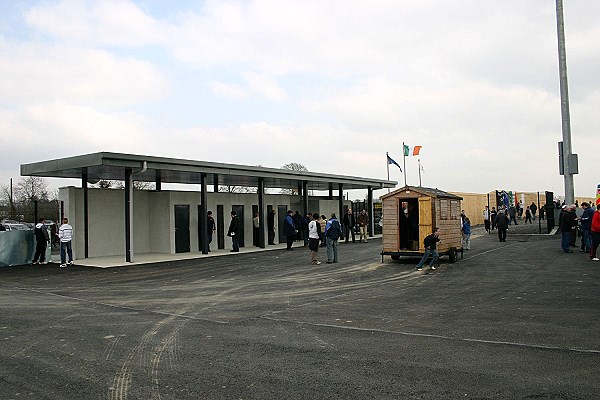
top-left (555, 0), bottom-right (575, 205)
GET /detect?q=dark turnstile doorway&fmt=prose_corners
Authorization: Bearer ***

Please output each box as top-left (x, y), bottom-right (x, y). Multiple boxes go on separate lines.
top-left (278, 205), bottom-right (287, 243)
top-left (174, 205), bottom-right (190, 253)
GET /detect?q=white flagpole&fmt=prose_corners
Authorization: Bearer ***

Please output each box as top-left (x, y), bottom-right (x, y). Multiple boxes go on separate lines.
top-left (402, 142), bottom-right (407, 187)
top-left (418, 158), bottom-right (422, 187)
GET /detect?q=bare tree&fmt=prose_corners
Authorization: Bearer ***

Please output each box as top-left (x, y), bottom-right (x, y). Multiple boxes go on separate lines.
top-left (280, 162), bottom-right (309, 195)
top-left (94, 180), bottom-right (155, 190)
top-left (15, 176), bottom-right (49, 202)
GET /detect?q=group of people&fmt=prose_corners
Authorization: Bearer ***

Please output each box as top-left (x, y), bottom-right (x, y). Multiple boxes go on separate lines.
top-left (559, 202), bottom-right (600, 260)
top-left (28, 217), bottom-right (74, 267)
top-left (282, 209), bottom-right (370, 265)
top-left (225, 208), bottom-right (370, 265)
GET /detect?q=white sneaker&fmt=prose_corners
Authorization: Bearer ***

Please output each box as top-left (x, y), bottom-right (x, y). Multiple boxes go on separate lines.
top-left (592, 258), bottom-right (599, 261)
top-left (68, 261), bottom-right (74, 266)
top-left (430, 266), bottom-right (436, 270)
top-left (60, 264), bottom-right (67, 268)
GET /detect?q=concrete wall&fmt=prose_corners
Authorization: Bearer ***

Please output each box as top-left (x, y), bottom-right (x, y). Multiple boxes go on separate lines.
top-left (58, 187), bottom-right (348, 260)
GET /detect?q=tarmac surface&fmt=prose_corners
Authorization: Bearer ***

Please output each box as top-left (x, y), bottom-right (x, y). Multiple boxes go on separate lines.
top-left (1, 223), bottom-right (598, 400)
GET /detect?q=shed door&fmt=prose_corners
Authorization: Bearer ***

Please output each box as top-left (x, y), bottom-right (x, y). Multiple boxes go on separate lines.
top-left (418, 197), bottom-right (432, 250)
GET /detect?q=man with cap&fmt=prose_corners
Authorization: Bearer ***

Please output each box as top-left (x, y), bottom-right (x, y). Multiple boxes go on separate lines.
top-left (227, 210), bottom-right (240, 252)
top-left (284, 210), bottom-right (297, 250)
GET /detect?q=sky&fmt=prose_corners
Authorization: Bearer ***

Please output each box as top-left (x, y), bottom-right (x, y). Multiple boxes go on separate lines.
top-left (0, 0), bottom-right (598, 199)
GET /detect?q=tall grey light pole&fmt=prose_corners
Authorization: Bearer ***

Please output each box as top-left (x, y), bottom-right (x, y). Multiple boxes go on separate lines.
top-left (555, 0), bottom-right (576, 204)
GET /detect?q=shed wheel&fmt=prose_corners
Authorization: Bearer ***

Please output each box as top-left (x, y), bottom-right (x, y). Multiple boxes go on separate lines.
top-left (448, 248), bottom-right (457, 263)
top-left (391, 255), bottom-right (400, 261)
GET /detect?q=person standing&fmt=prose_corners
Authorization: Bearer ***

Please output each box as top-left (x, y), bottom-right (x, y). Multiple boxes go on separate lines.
top-left (284, 210), bottom-right (297, 250)
top-left (252, 212), bottom-right (260, 247)
top-left (267, 209), bottom-right (276, 245)
top-left (539, 205), bottom-right (546, 220)
top-left (490, 207), bottom-right (498, 231)
top-left (530, 202), bottom-right (538, 220)
top-left (324, 213), bottom-right (341, 263)
top-left (579, 202), bottom-right (594, 253)
top-left (318, 215), bottom-right (327, 247)
top-left (589, 204), bottom-right (600, 261)
top-left (524, 206), bottom-right (532, 224)
top-left (357, 209), bottom-right (369, 243)
top-left (461, 216), bottom-right (471, 250)
top-left (293, 211), bottom-right (302, 241)
top-left (508, 206), bottom-right (518, 225)
top-left (58, 217), bottom-right (74, 267)
top-left (308, 213), bottom-right (322, 265)
top-left (302, 213), bottom-right (310, 247)
top-left (494, 210), bottom-right (509, 242)
top-left (559, 205), bottom-right (576, 253)
top-left (415, 228), bottom-right (441, 271)
top-left (227, 211), bottom-right (240, 252)
top-left (342, 208), bottom-right (356, 244)
top-left (32, 218), bottom-right (50, 264)
top-left (483, 206), bottom-right (491, 233)
top-left (207, 211), bottom-right (216, 252)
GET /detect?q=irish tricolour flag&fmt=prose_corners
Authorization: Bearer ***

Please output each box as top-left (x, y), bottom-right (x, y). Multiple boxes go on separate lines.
top-left (403, 145), bottom-right (422, 156)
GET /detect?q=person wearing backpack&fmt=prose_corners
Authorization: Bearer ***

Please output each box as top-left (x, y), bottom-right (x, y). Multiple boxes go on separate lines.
top-left (324, 213), bottom-right (341, 263)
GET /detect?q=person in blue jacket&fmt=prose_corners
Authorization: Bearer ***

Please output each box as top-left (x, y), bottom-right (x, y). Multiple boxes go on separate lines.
top-left (461, 216), bottom-right (471, 250)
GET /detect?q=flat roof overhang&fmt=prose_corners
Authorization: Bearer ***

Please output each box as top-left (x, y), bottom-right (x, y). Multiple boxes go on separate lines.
top-left (21, 152), bottom-right (397, 191)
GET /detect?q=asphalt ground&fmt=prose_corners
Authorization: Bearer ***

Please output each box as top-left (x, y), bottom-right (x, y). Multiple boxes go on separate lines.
top-left (0, 227), bottom-right (598, 400)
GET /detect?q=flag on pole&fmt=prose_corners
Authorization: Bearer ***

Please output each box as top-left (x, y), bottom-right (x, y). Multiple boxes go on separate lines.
top-left (387, 154), bottom-right (402, 172)
top-left (403, 145), bottom-right (422, 156)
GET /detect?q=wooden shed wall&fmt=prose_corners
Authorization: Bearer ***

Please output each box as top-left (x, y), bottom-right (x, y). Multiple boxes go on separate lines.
top-left (382, 197), bottom-right (399, 252)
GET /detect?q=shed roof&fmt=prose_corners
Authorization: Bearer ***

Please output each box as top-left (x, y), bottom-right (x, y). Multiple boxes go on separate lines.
top-left (380, 185), bottom-right (463, 200)
top-left (21, 152), bottom-right (397, 191)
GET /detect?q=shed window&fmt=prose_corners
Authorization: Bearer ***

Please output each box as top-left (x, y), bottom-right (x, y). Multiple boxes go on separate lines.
top-left (440, 199), bottom-right (448, 220)
top-left (450, 200), bottom-right (459, 219)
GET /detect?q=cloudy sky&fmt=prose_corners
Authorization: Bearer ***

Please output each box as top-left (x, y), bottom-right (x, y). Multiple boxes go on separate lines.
top-left (1, 0), bottom-right (598, 198)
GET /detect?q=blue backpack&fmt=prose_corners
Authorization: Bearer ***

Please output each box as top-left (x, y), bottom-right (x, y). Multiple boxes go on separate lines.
top-left (326, 219), bottom-right (341, 240)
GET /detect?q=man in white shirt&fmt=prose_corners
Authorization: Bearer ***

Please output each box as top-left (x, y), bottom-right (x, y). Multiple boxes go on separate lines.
top-left (58, 217), bottom-right (74, 267)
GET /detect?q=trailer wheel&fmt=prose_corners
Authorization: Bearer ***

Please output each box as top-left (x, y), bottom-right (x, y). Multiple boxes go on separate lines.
top-left (391, 255), bottom-right (400, 261)
top-left (448, 248), bottom-right (457, 263)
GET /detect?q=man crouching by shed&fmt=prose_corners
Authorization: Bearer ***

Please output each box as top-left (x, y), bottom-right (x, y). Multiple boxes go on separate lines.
top-left (415, 228), bottom-right (441, 272)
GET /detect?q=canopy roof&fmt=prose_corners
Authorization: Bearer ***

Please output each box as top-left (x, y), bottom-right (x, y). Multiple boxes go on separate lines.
top-left (21, 152), bottom-right (397, 191)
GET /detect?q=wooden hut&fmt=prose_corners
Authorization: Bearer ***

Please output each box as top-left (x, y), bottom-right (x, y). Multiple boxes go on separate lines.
top-left (381, 186), bottom-right (463, 262)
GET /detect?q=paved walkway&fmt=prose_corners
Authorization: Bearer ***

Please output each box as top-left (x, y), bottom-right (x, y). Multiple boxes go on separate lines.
top-left (1, 231), bottom-right (597, 399)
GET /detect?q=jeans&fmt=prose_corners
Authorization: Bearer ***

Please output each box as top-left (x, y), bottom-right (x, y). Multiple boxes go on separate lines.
top-left (462, 233), bottom-right (471, 250)
top-left (416, 247), bottom-right (438, 268)
top-left (231, 236), bottom-right (239, 252)
top-left (60, 241), bottom-right (73, 264)
top-left (509, 216), bottom-right (518, 225)
top-left (581, 228), bottom-right (591, 252)
top-left (326, 237), bottom-right (338, 262)
top-left (561, 231), bottom-right (572, 252)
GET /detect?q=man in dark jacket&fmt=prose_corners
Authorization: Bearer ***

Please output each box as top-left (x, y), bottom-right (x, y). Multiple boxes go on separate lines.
top-left (494, 210), bottom-right (510, 242)
top-left (580, 202), bottom-right (594, 253)
top-left (415, 228), bottom-right (441, 271)
top-left (207, 211), bottom-right (216, 252)
top-left (227, 211), bottom-right (240, 252)
top-left (32, 218), bottom-right (50, 264)
top-left (560, 205), bottom-right (577, 253)
top-left (267, 209), bottom-right (276, 245)
top-left (284, 210), bottom-right (297, 250)
top-left (342, 208), bottom-right (356, 244)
